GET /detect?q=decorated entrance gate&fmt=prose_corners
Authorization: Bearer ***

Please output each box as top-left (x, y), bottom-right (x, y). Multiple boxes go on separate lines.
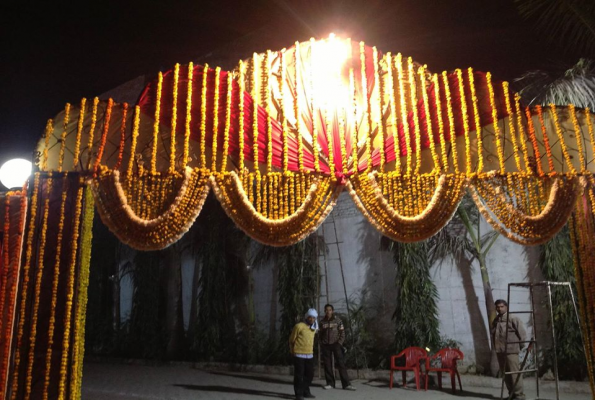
top-left (1, 37), bottom-right (595, 399)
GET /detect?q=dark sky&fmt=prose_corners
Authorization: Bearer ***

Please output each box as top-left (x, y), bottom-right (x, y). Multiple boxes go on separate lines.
top-left (0, 0), bottom-right (580, 176)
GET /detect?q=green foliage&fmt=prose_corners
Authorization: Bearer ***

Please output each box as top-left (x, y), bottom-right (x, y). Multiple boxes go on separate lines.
top-left (515, 59), bottom-right (595, 109)
top-left (120, 250), bottom-right (166, 359)
top-left (514, 0), bottom-right (595, 57)
top-left (389, 240), bottom-right (441, 352)
top-left (538, 226), bottom-right (587, 380)
top-left (277, 235), bottom-right (319, 362)
top-left (340, 296), bottom-right (377, 369)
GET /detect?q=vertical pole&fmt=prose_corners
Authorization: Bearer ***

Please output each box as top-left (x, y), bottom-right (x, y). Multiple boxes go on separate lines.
top-left (529, 284), bottom-right (539, 400)
top-left (547, 283), bottom-right (559, 400)
top-left (567, 282), bottom-right (588, 371)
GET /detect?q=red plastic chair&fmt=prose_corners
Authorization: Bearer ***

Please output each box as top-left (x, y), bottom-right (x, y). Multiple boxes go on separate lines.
top-left (389, 346), bottom-right (427, 390)
top-left (425, 348), bottom-right (464, 393)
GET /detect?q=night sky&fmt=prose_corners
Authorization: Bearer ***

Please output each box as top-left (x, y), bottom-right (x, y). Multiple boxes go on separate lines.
top-left (0, 0), bottom-right (581, 183)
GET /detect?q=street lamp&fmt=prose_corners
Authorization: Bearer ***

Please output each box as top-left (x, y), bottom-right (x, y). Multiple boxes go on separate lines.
top-left (0, 158), bottom-right (32, 189)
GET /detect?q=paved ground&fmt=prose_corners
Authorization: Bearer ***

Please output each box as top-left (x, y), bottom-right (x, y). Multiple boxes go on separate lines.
top-left (81, 362), bottom-right (591, 400)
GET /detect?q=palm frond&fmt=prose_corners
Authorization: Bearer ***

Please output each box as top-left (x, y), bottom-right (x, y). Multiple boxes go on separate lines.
top-left (515, 59), bottom-right (595, 108)
top-left (514, 0), bottom-right (595, 57)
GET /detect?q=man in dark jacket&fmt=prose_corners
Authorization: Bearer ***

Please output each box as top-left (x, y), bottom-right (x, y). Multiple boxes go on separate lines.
top-left (319, 304), bottom-right (356, 391)
top-left (491, 299), bottom-right (527, 400)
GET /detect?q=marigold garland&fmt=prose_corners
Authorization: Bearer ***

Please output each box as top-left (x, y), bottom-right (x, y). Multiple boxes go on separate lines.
top-left (455, 69), bottom-right (471, 173)
top-left (85, 97), bottom-right (100, 171)
top-left (442, 71), bottom-right (459, 174)
top-left (549, 104), bottom-right (576, 174)
top-left (72, 98), bottom-right (87, 170)
top-left (24, 174), bottom-right (53, 400)
top-left (57, 182), bottom-right (84, 400)
top-left (419, 66), bottom-right (440, 173)
top-left (152, 73), bottom-right (163, 174)
top-left (93, 98), bottom-right (114, 174)
top-left (386, 53), bottom-right (401, 172)
top-left (183, 62), bottom-right (194, 167)
top-left (170, 64), bottom-right (180, 173)
top-left (468, 68), bottom-right (484, 173)
top-left (92, 167), bottom-right (210, 250)
top-left (69, 186), bottom-right (94, 400)
top-left (42, 175), bottom-right (69, 400)
top-left (211, 171), bottom-right (341, 246)
top-left (469, 173), bottom-right (581, 245)
top-left (407, 58), bottom-right (421, 175)
top-left (58, 103), bottom-right (71, 172)
top-left (348, 172), bottom-right (466, 242)
top-left (10, 174), bottom-right (40, 400)
top-left (115, 102), bottom-right (128, 171)
top-left (535, 105), bottom-right (556, 173)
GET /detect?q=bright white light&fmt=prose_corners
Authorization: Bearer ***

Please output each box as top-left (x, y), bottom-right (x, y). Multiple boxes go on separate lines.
top-left (311, 34), bottom-right (351, 110)
top-left (0, 159), bottom-right (32, 189)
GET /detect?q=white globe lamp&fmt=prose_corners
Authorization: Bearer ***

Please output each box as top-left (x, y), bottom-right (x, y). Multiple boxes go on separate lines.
top-left (0, 159), bottom-right (32, 189)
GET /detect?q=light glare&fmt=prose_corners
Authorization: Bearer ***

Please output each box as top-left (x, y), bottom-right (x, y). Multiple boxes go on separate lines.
top-left (0, 158), bottom-right (32, 189)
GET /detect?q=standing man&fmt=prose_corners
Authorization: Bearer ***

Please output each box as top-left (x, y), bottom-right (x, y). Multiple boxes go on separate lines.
top-left (491, 299), bottom-right (527, 400)
top-left (289, 309), bottom-right (318, 400)
top-left (319, 304), bottom-right (356, 391)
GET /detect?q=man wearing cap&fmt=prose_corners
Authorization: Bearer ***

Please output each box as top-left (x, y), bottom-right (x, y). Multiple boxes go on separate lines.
top-left (289, 309), bottom-right (319, 400)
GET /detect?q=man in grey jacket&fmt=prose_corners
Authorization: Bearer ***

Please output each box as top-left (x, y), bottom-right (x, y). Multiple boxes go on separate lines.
top-left (319, 304), bottom-right (356, 391)
top-left (491, 299), bottom-right (527, 400)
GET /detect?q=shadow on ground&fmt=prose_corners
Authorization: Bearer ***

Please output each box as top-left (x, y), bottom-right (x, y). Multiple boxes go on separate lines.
top-left (174, 384), bottom-right (295, 399)
top-left (204, 370), bottom-right (293, 385)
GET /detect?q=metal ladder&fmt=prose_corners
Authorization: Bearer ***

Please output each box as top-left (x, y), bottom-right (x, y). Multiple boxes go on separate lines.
top-left (317, 213), bottom-right (360, 379)
top-left (501, 281), bottom-right (583, 400)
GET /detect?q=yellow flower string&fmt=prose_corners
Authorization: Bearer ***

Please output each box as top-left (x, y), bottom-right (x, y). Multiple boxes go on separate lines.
top-left (468, 68), bottom-right (484, 173)
top-left (170, 64), bottom-right (180, 173)
top-left (58, 103), bottom-right (71, 172)
top-left (200, 64), bottom-right (209, 169)
top-left (455, 69), bottom-right (471, 173)
top-left (418, 66), bottom-right (440, 173)
top-left (69, 187), bottom-right (94, 400)
top-left (486, 73), bottom-right (505, 173)
top-left (360, 42), bottom-right (372, 173)
top-left (568, 104), bottom-right (586, 172)
top-left (325, 107), bottom-right (335, 175)
top-left (373, 47), bottom-right (385, 171)
top-left (279, 51), bottom-right (289, 173)
top-left (9, 173), bottom-right (39, 400)
top-left (339, 104), bottom-right (348, 175)
top-left (433, 74), bottom-right (449, 171)
top-left (57, 183), bottom-right (84, 400)
top-left (513, 94), bottom-right (531, 173)
top-left (397, 54), bottom-right (412, 174)
top-left (152, 73), bottom-right (163, 174)
top-left (535, 105), bottom-right (556, 173)
top-left (93, 98), bottom-right (114, 174)
top-left (310, 39), bottom-right (320, 173)
top-left (183, 62), bottom-right (194, 167)
top-left (584, 108), bottom-right (595, 161)
top-left (294, 42), bottom-right (304, 172)
top-left (549, 104), bottom-right (576, 174)
top-left (222, 74), bottom-right (233, 172)
top-left (407, 58), bottom-right (421, 175)
top-left (212, 67), bottom-right (221, 172)
top-left (126, 106), bottom-right (141, 179)
top-left (85, 97), bottom-right (100, 171)
top-left (72, 98), bottom-right (86, 170)
top-left (386, 53), bottom-right (401, 172)
top-left (442, 71), bottom-right (459, 174)
top-left (252, 54), bottom-right (260, 172)
top-left (524, 106), bottom-right (545, 176)
top-left (42, 175), bottom-right (69, 400)
top-left (265, 51), bottom-right (273, 174)
top-left (41, 119), bottom-right (54, 172)
top-left (502, 82), bottom-right (523, 172)
top-left (115, 102), bottom-right (129, 171)
top-left (349, 66), bottom-right (358, 172)
top-left (238, 60), bottom-right (246, 172)
top-left (24, 174), bottom-right (53, 400)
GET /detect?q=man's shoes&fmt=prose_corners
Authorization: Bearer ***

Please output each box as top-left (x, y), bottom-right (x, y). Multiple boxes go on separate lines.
top-left (344, 385), bottom-right (356, 391)
top-left (296, 397), bottom-right (304, 400)
top-left (322, 385), bottom-right (333, 390)
top-left (304, 394), bottom-right (316, 399)
top-left (512, 395), bottom-right (526, 400)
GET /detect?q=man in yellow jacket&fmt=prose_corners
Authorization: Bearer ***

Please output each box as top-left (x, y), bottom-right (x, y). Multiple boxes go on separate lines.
top-left (289, 309), bottom-right (318, 400)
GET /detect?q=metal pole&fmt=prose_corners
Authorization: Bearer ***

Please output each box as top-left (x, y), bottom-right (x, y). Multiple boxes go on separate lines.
top-left (501, 285), bottom-right (511, 400)
top-left (546, 283), bottom-right (560, 400)
top-left (567, 282), bottom-right (588, 368)
top-left (529, 284), bottom-right (540, 400)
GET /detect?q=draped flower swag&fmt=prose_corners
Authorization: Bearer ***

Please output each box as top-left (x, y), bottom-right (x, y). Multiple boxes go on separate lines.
top-left (468, 173), bottom-right (584, 245)
top-left (348, 172), bottom-right (467, 243)
top-left (210, 171), bottom-right (341, 247)
top-left (91, 167), bottom-right (210, 250)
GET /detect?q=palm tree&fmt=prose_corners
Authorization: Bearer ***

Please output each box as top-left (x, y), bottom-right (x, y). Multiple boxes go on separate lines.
top-left (514, 0), bottom-right (595, 57)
